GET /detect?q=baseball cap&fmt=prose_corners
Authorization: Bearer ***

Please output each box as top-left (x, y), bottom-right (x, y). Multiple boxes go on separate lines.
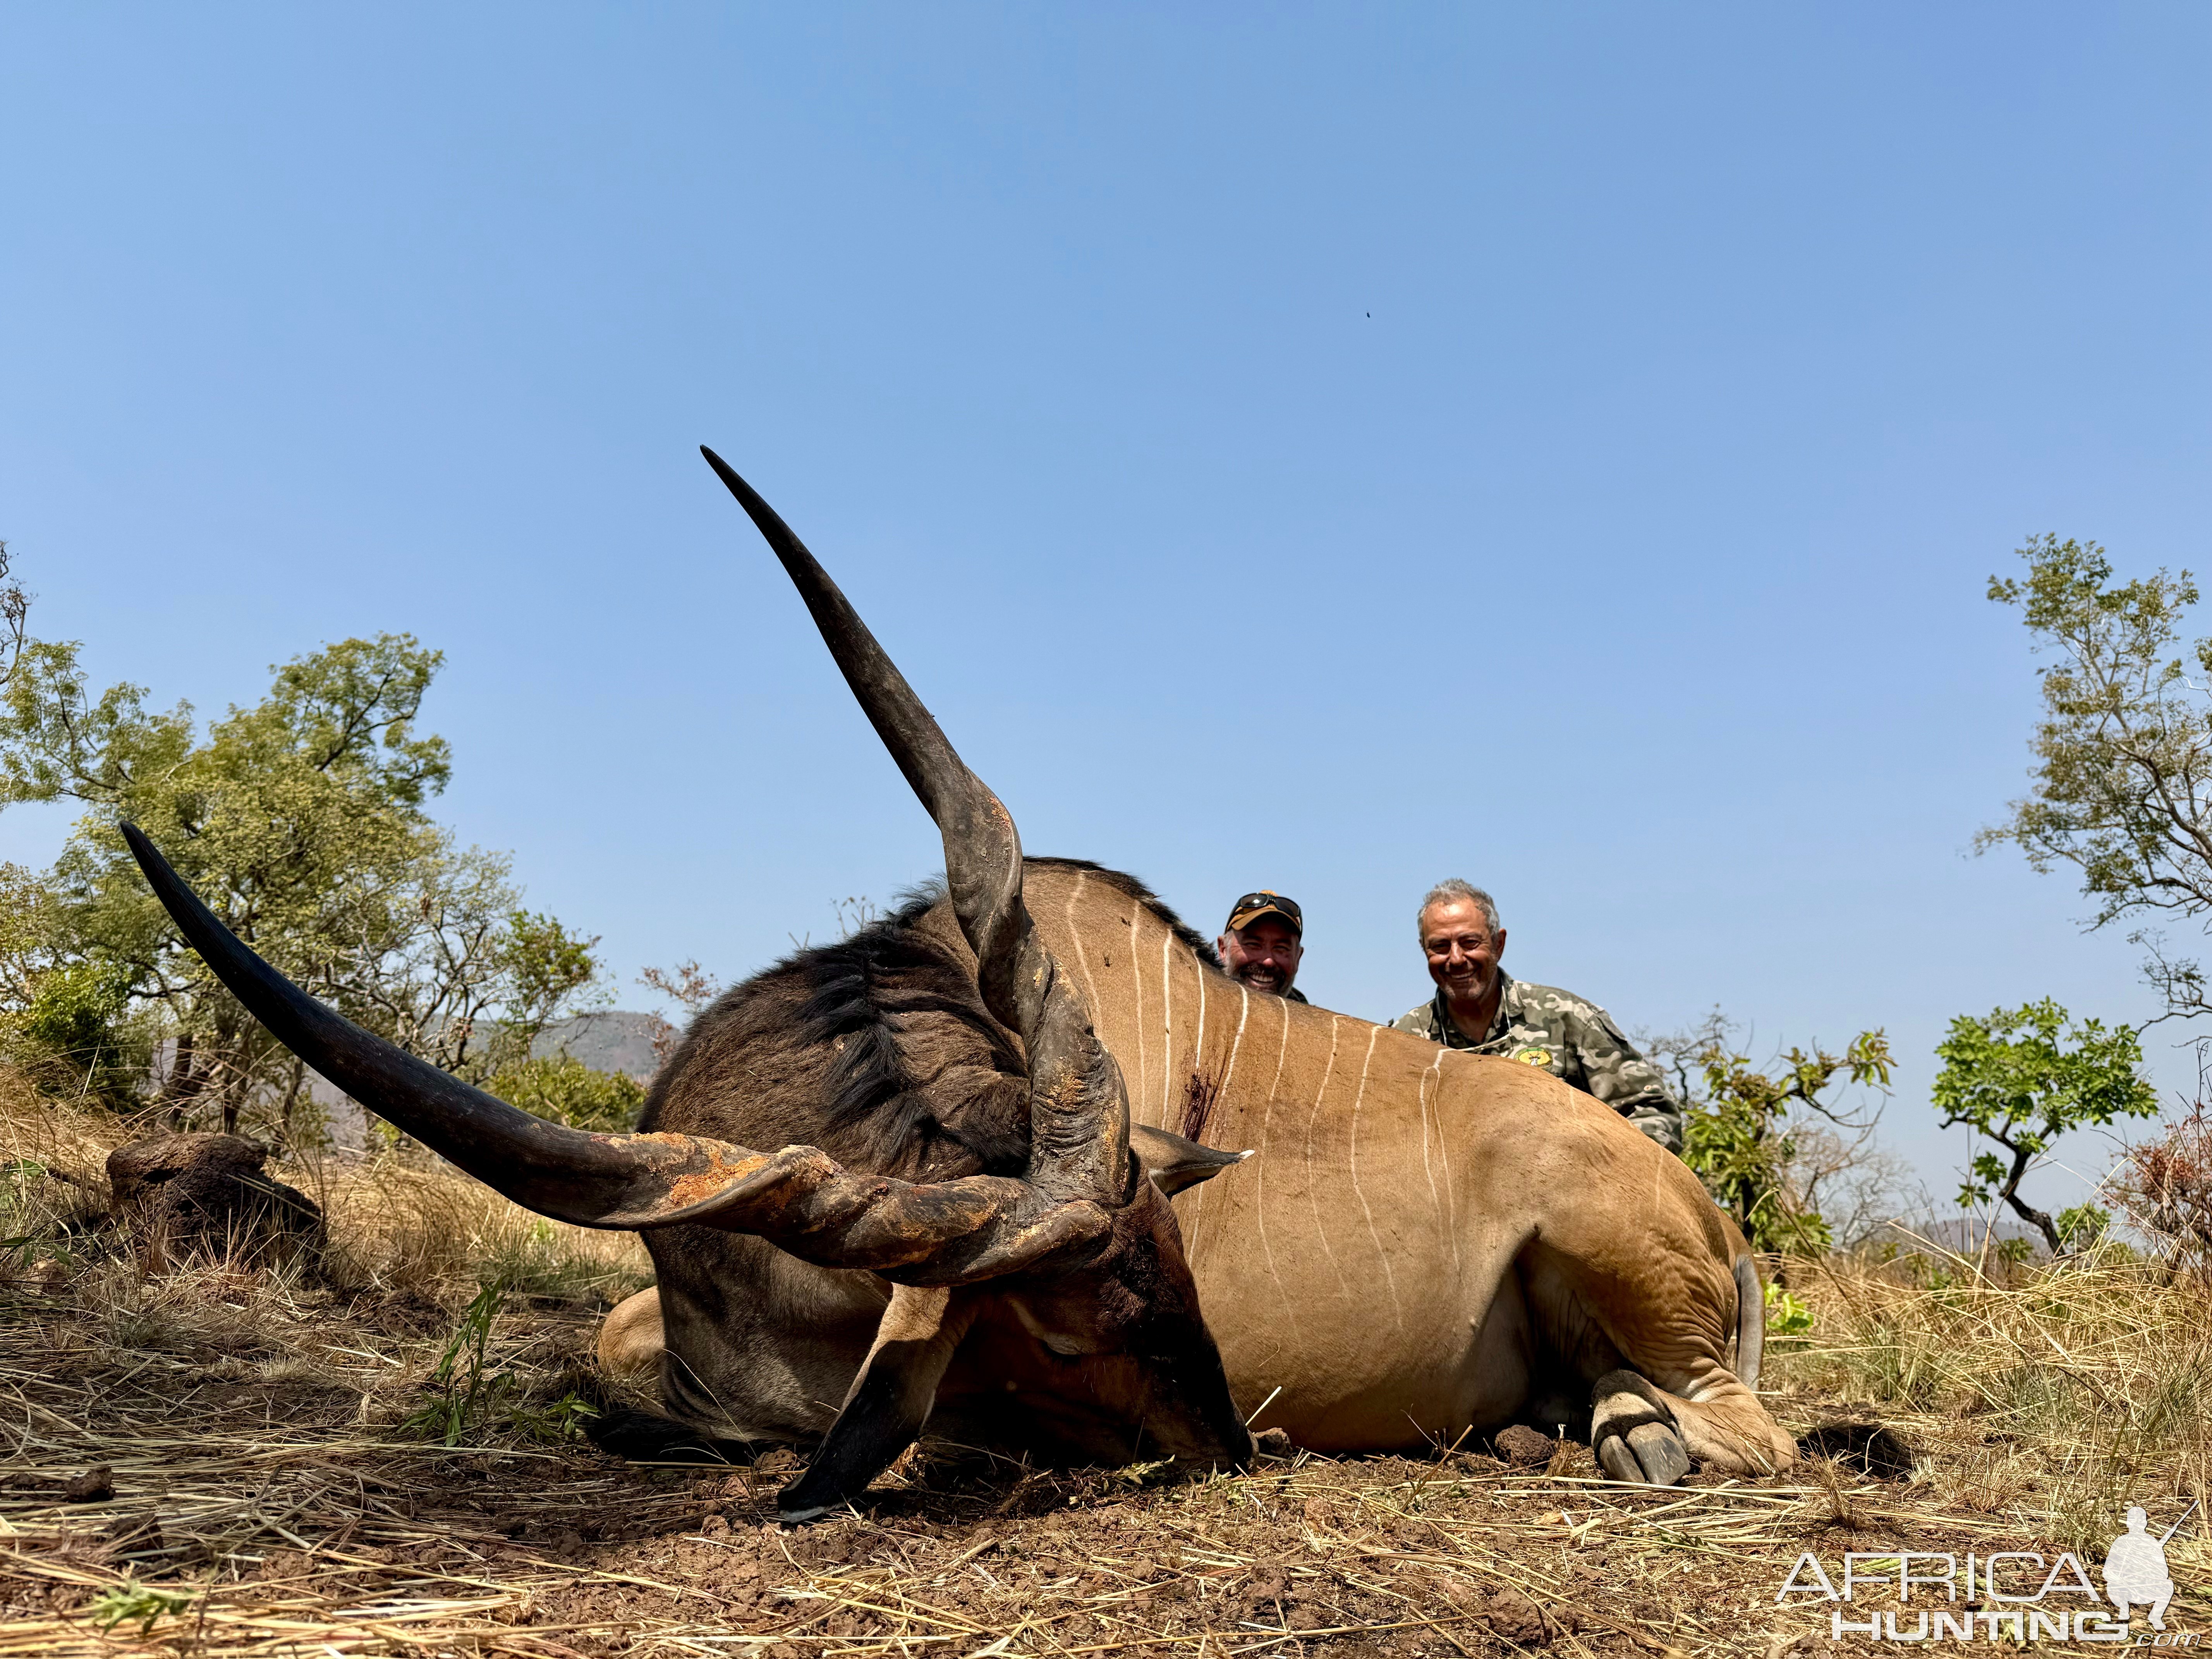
top-left (1225, 891), bottom-right (1303, 937)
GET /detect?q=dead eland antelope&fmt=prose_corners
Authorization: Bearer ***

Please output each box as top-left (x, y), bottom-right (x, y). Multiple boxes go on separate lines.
top-left (125, 448), bottom-right (1792, 1521)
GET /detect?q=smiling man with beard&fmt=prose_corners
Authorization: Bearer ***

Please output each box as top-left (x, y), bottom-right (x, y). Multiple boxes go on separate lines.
top-left (1390, 879), bottom-right (1683, 1152)
top-left (1216, 891), bottom-right (1308, 1003)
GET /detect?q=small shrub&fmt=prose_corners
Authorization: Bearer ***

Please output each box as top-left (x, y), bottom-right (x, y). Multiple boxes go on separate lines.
top-left (2055, 1202), bottom-right (2109, 1251)
top-left (1764, 1282), bottom-right (1814, 1335)
top-left (401, 1279), bottom-right (604, 1446)
top-left (1674, 1025), bottom-right (1892, 1256)
top-left (402, 1279), bottom-right (509, 1446)
top-left (2110, 1098), bottom-right (2212, 1269)
top-left (12, 960), bottom-right (139, 1106)
top-left (508, 1389), bottom-right (603, 1446)
top-left (84, 1582), bottom-right (193, 1635)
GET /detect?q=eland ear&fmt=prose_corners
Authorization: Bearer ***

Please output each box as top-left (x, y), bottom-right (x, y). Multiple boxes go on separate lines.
top-left (1129, 1124), bottom-right (1253, 1197)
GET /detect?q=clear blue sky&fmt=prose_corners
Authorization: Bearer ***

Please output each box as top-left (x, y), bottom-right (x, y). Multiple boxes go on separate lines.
top-left (5, 5), bottom-right (2208, 1212)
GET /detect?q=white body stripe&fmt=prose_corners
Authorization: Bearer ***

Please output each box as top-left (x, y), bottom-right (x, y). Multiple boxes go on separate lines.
top-left (1346, 1024), bottom-right (1403, 1324)
top-left (1252, 994), bottom-right (1298, 1335)
top-left (1063, 873), bottom-right (1101, 1020)
top-left (1159, 929), bottom-right (1175, 1120)
top-left (1303, 1017), bottom-right (1351, 1297)
top-left (1127, 898), bottom-right (1148, 1120)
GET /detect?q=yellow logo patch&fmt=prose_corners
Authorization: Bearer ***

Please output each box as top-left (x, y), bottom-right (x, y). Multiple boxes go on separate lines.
top-left (1511, 1046), bottom-right (1551, 1068)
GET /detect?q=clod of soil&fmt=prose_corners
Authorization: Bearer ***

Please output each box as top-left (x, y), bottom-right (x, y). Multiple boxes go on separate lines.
top-left (62, 1466), bottom-right (113, 1503)
top-left (1493, 1424), bottom-right (1556, 1465)
top-left (1477, 1585), bottom-right (1555, 1644)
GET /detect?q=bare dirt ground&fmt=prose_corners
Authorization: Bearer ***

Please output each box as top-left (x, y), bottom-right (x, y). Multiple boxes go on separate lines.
top-left (2, 1103), bottom-right (2206, 1657)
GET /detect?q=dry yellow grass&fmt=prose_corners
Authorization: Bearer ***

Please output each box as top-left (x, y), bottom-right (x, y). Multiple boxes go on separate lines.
top-left (305, 1152), bottom-right (653, 1309)
top-left (0, 1075), bottom-right (653, 1309)
top-left (2, 1074), bottom-right (2206, 1656)
top-left (1769, 1248), bottom-right (2212, 1558)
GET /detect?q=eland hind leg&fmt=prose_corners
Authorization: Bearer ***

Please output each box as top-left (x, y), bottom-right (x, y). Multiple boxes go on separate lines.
top-left (1518, 1237), bottom-right (1792, 1486)
top-left (1591, 1365), bottom-right (1790, 1484)
top-left (1589, 1247), bottom-right (1792, 1482)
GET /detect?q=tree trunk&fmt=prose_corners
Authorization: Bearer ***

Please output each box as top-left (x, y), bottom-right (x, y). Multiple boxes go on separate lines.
top-left (2004, 1189), bottom-right (2064, 1257)
top-left (277, 1055), bottom-right (306, 1151)
top-left (1996, 1140), bottom-right (2064, 1258)
top-left (166, 1032), bottom-right (201, 1129)
top-left (212, 1014), bottom-right (246, 1137)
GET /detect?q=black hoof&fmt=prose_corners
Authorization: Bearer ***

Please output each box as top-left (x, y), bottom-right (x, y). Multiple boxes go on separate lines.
top-left (1595, 1420), bottom-right (1691, 1485)
top-left (1590, 1369), bottom-right (1692, 1486)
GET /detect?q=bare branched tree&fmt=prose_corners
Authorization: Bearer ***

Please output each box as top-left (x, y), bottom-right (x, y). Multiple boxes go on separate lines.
top-left (0, 543), bottom-right (31, 691)
top-left (639, 959), bottom-right (724, 1068)
top-left (1789, 1123), bottom-right (1916, 1250)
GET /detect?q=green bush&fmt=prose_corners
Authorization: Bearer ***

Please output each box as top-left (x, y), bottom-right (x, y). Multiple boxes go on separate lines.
top-left (2056, 1202), bottom-right (2111, 1251)
top-left (10, 961), bottom-right (137, 1105)
top-left (484, 1053), bottom-right (645, 1133)
top-left (1676, 1025), bottom-right (1891, 1255)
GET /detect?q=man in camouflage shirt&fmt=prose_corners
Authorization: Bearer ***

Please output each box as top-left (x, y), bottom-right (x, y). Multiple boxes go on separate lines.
top-left (1390, 878), bottom-right (1683, 1152)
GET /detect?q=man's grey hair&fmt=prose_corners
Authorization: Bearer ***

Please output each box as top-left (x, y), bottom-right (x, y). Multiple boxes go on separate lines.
top-left (1417, 879), bottom-right (1500, 939)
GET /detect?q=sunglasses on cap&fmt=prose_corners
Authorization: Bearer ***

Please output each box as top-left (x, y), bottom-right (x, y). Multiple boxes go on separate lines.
top-left (1224, 891), bottom-right (1302, 936)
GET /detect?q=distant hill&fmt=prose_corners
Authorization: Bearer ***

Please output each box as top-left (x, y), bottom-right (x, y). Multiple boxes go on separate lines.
top-left (1877, 1216), bottom-right (2049, 1258)
top-left (532, 1010), bottom-right (673, 1082)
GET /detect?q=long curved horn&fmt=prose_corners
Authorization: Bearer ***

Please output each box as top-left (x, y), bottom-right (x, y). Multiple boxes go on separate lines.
top-left (701, 448), bottom-right (1126, 1207)
top-left (121, 822), bottom-right (1107, 1279)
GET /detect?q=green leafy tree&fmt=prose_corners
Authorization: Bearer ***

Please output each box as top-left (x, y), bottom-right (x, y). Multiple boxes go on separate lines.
top-left (1983, 537), bottom-right (2212, 1020)
top-left (0, 631), bottom-right (605, 1139)
top-left (1659, 1014), bottom-right (1895, 1257)
top-left (1932, 998), bottom-right (2159, 1256)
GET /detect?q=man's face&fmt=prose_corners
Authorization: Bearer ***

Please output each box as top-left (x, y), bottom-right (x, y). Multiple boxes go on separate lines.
top-left (1420, 898), bottom-right (1504, 1006)
top-left (1218, 918), bottom-right (1303, 995)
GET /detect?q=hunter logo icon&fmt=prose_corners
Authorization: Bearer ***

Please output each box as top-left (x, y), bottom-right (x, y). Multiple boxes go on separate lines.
top-left (2105, 1503), bottom-right (2190, 1631)
top-left (1511, 1046), bottom-right (1551, 1068)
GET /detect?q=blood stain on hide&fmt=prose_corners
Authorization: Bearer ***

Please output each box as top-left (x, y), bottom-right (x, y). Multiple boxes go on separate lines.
top-left (1177, 1069), bottom-right (1221, 1145)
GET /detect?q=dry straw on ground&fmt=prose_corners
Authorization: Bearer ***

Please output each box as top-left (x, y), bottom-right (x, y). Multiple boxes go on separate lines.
top-left (2, 1082), bottom-right (2205, 1656)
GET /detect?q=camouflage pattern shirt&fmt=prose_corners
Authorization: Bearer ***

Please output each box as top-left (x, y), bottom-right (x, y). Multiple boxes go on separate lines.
top-left (1390, 974), bottom-right (1684, 1152)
